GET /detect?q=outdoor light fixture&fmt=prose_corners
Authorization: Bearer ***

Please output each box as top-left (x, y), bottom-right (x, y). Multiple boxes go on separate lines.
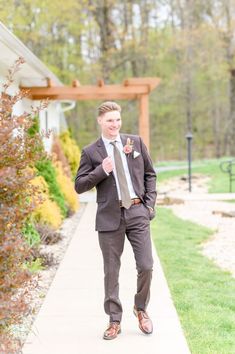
top-left (185, 132), bottom-right (193, 192)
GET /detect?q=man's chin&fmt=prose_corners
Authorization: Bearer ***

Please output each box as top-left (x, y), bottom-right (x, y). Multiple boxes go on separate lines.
top-left (108, 132), bottom-right (119, 138)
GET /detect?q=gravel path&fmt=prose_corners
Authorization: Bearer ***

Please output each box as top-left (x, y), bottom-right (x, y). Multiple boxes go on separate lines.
top-left (159, 175), bottom-right (235, 278)
top-left (169, 200), bottom-right (235, 277)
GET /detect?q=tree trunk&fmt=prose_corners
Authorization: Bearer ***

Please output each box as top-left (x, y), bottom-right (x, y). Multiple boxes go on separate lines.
top-left (229, 69), bottom-right (235, 155)
top-left (92, 0), bottom-right (116, 81)
top-left (212, 83), bottom-right (222, 158)
top-left (184, 0), bottom-right (194, 133)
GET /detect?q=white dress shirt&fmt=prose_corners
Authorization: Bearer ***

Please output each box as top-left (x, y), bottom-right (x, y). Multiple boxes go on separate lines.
top-left (102, 134), bottom-right (138, 200)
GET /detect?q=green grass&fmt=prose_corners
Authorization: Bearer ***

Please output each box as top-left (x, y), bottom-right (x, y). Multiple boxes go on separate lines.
top-left (157, 158), bottom-right (234, 193)
top-left (152, 207), bottom-right (235, 354)
top-left (157, 160), bottom-right (190, 167)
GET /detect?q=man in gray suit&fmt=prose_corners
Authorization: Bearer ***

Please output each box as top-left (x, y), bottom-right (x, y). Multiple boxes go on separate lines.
top-left (75, 101), bottom-right (157, 340)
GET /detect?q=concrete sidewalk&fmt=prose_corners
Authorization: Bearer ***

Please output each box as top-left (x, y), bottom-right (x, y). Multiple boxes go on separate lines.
top-left (23, 202), bottom-right (191, 354)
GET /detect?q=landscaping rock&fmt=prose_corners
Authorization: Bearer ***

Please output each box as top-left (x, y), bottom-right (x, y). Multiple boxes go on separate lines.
top-left (212, 210), bottom-right (235, 217)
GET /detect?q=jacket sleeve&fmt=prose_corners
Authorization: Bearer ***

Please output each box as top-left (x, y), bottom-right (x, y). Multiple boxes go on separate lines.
top-left (139, 137), bottom-right (157, 209)
top-left (74, 148), bottom-right (108, 194)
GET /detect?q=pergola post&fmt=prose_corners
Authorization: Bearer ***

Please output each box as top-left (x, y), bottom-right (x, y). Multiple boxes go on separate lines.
top-left (139, 94), bottom-right (149, 150)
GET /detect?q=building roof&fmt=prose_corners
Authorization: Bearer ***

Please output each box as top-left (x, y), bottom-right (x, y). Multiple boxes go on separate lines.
top-left (0, 21), bottom-right (62, 87)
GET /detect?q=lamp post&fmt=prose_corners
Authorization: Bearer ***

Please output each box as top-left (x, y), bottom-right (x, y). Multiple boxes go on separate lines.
top-left (185, 132), bottom-right (193, 192)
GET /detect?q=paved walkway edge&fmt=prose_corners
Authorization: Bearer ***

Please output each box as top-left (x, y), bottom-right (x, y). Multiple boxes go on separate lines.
top-left (23, 202), bottom-right (191, 354)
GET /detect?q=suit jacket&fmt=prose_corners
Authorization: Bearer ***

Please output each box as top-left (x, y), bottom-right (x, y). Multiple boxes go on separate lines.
top-left (75, 133), bottom-right (157, 231)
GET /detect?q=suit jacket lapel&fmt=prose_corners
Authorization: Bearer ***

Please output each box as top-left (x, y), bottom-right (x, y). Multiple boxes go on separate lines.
top-left (96, 137), bottom-right (115, 180)
top-left (96, 137), bottom-right (108, 160)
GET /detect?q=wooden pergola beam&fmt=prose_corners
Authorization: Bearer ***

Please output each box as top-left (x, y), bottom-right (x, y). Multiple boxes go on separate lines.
top-left (29, 94), bottom-right (138, 100)
top-left (124, 77), bottom-right (160, 91)
top-left (20, 77), bottom-right (161, 149)
top-left (21, 84), bottom-right (153, 100)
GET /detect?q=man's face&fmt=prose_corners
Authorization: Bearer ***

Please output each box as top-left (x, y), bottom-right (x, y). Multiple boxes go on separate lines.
top-left (97, 110), bottom-right (122, 140)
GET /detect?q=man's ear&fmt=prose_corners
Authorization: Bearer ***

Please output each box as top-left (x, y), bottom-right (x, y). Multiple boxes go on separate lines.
top-left (97, 116), bottom-right (102, 125)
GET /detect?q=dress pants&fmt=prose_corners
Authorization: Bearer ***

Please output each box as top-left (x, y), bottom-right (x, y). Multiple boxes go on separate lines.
top-left (98, 203), bottom-right (154, 322)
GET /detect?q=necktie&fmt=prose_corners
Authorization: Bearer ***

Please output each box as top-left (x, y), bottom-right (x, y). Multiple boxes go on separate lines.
top-left (110, 141), bottom-right (132, 209)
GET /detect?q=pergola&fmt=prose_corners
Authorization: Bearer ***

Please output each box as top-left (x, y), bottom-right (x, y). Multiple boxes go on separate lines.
top-left (21, 77), bottom-right (160, 149)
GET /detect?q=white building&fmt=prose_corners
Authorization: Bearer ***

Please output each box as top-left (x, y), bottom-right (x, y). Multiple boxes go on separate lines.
top-left (0, 21), bottom-right (71, 151)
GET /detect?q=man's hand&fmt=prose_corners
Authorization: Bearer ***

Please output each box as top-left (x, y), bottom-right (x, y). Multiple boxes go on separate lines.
top-left (146, 205), bottom-right (156, 220)
top-left (102, 156), bottom-right (114, 174)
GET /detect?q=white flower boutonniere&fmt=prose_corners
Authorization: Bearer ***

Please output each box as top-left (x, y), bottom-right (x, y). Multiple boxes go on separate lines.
top-left (133, 150), bottom-right (140, 159)
top-left (123, 138), bottom-right (134, 155)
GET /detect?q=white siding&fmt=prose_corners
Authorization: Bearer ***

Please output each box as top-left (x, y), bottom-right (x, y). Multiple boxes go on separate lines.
top-left (39, 102), bottom-right (62, 152)
top-left (0, 21), bottom-right (67, 154)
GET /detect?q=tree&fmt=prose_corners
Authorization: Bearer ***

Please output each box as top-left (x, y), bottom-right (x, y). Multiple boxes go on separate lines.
top-left (1, 0), bottom-right (234, 159)
top-left (209, 0), bottom-right (235, 155)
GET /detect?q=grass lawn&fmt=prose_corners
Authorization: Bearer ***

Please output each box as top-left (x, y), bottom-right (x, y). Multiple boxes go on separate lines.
top-left (152, 207), bottom-right (235, 354)
top-left (157, 158), bottom-right (234, 193)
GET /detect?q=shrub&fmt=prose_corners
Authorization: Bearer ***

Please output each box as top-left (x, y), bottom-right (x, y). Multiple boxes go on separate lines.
top-left (24, 223), bottom-right (61, 271)
top-left (52, 135), bottom-right (72, 178)
top-left (22, 221), bottom-right (41, 248)
top-left (53, 159), bottom-right (79, 213)
top-left (31, 175), bottom-right (63, 229)
top-left (0, 58), bottom-right (47, 351)
top-left (27, 115), bottom-right (40, 137)
top-left (34, 197), bottom-right (63, 229)
top-left (39, 252), bottom-right (57, 268)
top-left (24, 258), bottom-right (44, 273)
top-left (34, 223), bottom-right (62, 245)
top-left (59, 130), bottom-right (81, 176)
top-left (35, 158), bottom-right (68, 217)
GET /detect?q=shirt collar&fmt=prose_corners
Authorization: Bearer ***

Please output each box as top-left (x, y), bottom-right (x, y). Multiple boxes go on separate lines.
top-left (102, 134), bottom-right (121, 146)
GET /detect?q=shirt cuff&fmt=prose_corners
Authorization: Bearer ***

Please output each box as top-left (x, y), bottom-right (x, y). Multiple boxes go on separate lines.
top-left (102, 166), bottom-right (109, 176)
top-left (146, 205), bottom-right (154, 212)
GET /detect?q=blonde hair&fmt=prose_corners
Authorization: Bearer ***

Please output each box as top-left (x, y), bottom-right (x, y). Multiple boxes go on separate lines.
top-left (98, 101), bottom-right (121, 117)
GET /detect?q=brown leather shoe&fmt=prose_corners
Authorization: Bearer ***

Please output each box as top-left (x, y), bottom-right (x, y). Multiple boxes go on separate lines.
top-left (133, 306), bottom-right (153, 334)
top-left (103, 322), bottom-right (121, 340)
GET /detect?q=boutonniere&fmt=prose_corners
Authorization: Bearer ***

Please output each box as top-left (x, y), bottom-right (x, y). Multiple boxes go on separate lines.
top-left (123, 137), bottom-right (134, 155)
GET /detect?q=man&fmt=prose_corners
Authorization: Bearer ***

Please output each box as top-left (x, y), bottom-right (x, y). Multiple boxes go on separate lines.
top-left (75, 101), bottom-right (157, 340)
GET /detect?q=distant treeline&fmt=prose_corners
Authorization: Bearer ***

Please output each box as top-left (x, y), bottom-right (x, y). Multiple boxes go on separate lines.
top-left (1, 0), bottom-right (235, 161)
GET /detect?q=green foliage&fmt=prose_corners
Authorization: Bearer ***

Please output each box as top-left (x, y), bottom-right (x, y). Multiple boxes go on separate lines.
top-left (22, 221), bottom-right (41, 247)
top-left (35, 158), bottom-right (68, 217)
top-left (59, 130), bottom-right (81, 177)
top-left (1, 2), bottom-right (235, 158)
top-left (54, 160), bottom-right (79, 213)
top-left (27, 115), bottom-right (40, 137)
top-left (152, 208), bottom-right (235, 354)
top-left (24, 258), bottom-right (44, 273)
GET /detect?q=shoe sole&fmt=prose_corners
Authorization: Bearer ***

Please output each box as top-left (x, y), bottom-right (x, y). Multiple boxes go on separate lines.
top-left (103, 328), bottom-right (121, 340)
top-left (133, 308), bottom-right (153, 335)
